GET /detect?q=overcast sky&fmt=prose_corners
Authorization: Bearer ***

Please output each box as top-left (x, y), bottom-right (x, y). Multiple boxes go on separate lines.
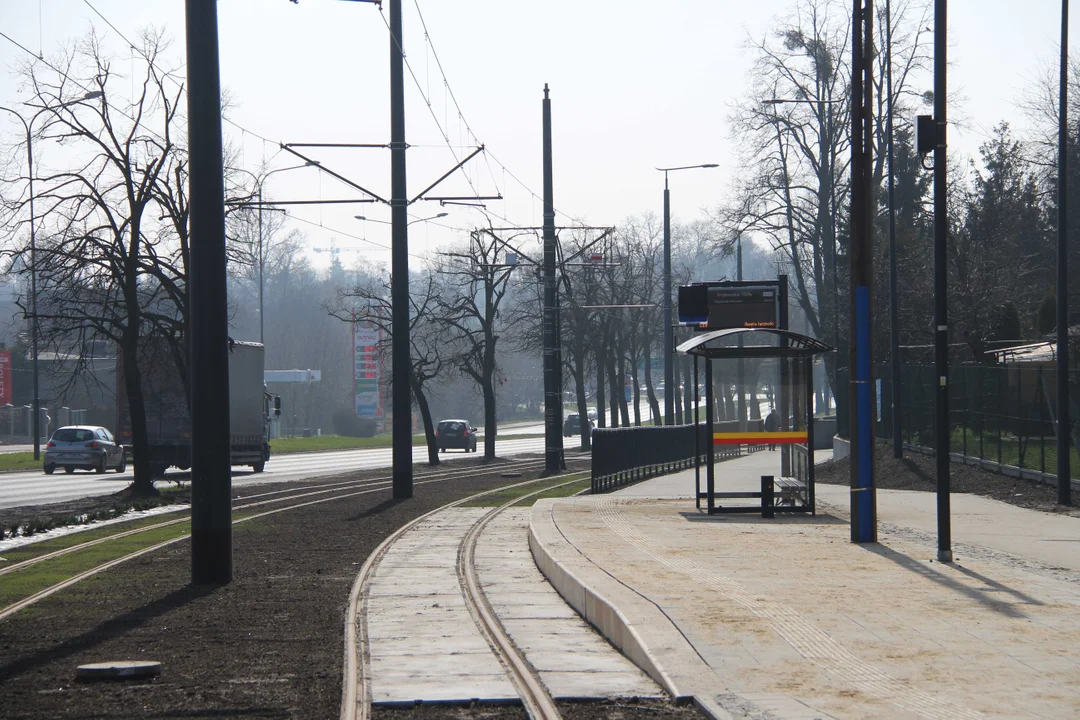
top-left (0, 1), bottom-right (1072, 270)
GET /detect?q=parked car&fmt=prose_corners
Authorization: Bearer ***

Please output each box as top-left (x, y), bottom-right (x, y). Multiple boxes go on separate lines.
top-left (563, 413), bottom-right (595, 437)
top-left (43, 425), bottom-right (127, 475)
top-left (436, 419), bottom-right (478, 452)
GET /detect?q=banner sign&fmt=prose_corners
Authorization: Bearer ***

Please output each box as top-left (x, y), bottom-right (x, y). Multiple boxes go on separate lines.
top-left (0, 351), bottom-right (10, 406)
top-left (353, 323), bottom-right (381, 418)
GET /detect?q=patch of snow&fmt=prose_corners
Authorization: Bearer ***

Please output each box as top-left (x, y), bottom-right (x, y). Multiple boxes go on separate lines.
top-left (0, 504), bottom-right (189, 553)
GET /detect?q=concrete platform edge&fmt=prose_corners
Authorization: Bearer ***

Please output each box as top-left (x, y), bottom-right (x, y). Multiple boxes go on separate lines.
top-left (528, 499), bottom-right (734, 720)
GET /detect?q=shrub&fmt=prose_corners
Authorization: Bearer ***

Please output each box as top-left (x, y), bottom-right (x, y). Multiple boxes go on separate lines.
top-left (332, 409), bottom-right (378, 438)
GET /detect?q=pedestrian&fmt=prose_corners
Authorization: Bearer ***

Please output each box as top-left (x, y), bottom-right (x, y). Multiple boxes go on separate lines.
top-left (764, 407), bottom-right (779, 451)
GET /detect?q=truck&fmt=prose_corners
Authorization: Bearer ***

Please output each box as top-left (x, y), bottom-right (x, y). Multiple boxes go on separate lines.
top-left (117, 339), bottom-right (281, 476)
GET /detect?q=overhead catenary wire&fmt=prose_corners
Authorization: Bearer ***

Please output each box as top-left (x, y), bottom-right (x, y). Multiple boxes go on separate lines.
top-left (409, 0), bottom-right (587, 228)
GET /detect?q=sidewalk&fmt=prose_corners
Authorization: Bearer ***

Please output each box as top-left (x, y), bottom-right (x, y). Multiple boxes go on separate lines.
top-left (529, 452), bottom-right (1080, 719)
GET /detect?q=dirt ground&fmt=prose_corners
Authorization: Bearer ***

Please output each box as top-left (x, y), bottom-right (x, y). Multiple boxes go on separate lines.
top-left (2, 455), bottom-right (701, 720)
top-left (814, 440), bottom-right (1080, 517)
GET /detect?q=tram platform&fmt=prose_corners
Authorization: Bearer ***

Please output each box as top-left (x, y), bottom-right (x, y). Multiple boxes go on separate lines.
top-left (530, 450), bottom-right (1080, 719)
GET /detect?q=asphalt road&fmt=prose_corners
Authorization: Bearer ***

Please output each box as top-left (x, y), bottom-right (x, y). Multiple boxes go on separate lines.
top-left (0, 434), bottom-right (551, 510)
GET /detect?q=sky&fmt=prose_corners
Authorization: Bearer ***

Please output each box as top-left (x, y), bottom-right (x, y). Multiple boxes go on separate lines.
top-left (0, 0), bottom-right (1073, 272)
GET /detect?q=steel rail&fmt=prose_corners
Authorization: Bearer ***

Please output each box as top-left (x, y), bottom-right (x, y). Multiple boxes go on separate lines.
top-left (0, 461), bottom-right (541, 578)
top-left (341, 468), bottom-right (586, 720)
top-left (0, 459), bottom-right (552, 621)
top-left (458, 479), bottom-right (585, 720)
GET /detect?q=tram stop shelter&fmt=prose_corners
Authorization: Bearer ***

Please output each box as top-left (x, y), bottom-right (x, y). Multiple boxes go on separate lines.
top-left (676, 328), bottom-right (833, 516)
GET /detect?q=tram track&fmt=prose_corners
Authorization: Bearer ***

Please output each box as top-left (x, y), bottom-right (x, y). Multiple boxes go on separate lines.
top-left (342, 470), bottom-right (587, 720)
top-left (0, 458), bottom-right (552, 622)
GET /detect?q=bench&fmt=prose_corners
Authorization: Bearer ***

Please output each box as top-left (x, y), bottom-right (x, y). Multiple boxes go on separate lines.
top-left (759, 474), bottom-right (810, 518)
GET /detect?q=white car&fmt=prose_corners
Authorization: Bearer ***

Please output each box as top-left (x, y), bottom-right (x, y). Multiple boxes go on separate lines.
top-left (43, 425), bottom-right (127, 475)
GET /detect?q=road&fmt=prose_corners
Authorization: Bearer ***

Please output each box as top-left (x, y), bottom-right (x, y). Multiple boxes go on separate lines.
top-left (0, 435), bottom-right (549, 511)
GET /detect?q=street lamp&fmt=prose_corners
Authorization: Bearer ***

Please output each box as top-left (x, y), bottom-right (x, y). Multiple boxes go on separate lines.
top-left (657, 164), bottom-right (717, 426)
top-left (231, 163), bottom-right (315, 344)
top-left (0, 90), bottom-right (102, 460)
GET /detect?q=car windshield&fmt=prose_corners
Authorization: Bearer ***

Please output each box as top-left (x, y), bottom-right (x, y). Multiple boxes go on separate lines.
top-left (440, 422), bottom-right (465, 431)
top-left (53, 428), bottom-right (95, 443)
top-left (566, 414), bottom-right (579, 422)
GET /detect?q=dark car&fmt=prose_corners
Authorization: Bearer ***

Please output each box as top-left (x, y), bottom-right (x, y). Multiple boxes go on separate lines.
top-left (43, 425), bottom-right (127, 475)
top-left (437, 419), bottom-right (478, 452)
top-left (563, 413), bottom-right (595, 437)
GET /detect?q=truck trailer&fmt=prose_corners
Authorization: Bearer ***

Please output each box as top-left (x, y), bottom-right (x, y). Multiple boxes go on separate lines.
top-left (117, 340), bottom-right (280, 476)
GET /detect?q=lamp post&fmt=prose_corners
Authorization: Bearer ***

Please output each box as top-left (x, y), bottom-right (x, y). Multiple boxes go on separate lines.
top-left (1, 90), bottom-right (102, 460)
top-left (232, 163), bottom-right (314, 344)
top-left (657, 163), bottom-right (717, 426)
top-left (1058, 0), bottom-right (1071, 506)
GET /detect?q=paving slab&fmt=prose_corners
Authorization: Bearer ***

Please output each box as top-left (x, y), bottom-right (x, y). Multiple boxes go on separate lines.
top-left (364, 505), bottom-right (662, 705)
top-left (530, 451), bottom-right (1080, 719)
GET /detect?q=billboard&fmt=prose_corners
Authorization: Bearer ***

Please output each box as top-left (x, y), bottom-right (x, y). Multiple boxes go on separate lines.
top-left (678, 281), bottom-right (780, 330)
top-left (353, 322), bottom-right (381, 418)
top-left (0, 351), bottom-right (10, 406)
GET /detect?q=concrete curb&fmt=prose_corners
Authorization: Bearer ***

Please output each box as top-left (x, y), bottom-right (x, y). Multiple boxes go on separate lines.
top-left (528, 498), bottom-right (734, 720)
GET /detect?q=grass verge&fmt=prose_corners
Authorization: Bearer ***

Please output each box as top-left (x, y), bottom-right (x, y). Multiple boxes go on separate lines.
top-left (461, 473), bottom-right (590, 508)
top-left (271, 432), bottom-right (544, 454)
top-left (0, 521), bottom-right (192, 610)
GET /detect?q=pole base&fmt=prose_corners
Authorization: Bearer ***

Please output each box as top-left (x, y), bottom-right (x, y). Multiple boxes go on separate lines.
top-left (937, 549), bottom-right (953, 563)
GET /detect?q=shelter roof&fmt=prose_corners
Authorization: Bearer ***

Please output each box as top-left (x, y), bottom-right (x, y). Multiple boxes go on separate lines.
top-left (676, 328), bottom-right (832, 359)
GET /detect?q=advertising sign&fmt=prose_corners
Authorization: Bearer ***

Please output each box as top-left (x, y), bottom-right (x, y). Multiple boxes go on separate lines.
top-left (0, 351), bottom-right (10, 406)
top-left (353, 322), bottom-right (381, 418)
top-left (678, 281), bottom-right (780, 330)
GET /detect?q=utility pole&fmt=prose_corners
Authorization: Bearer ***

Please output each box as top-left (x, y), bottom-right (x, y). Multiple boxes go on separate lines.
top-left (1058, 0), bottom-right (1072, 506)
top-left (887, 0), bottom-right (903, 458)
top-left (663, 179), bottom-right (673, 426)
top-left (737, 235), bottom-right (746, 428)
top-left (933, 0), bottom-right (952, 560)
top-left (389, 0), bottom-right (412, 499)
top-left (542, 84), bottom-right (564, 473)
top-left (186, 0), bottom-right (233, 584)
top-left (849, 0), bottom-right (877, 544)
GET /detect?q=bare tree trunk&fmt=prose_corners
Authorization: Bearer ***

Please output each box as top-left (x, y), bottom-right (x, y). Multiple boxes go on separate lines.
top-left (411, 373), bottom-right (439, 465)
top-left (482, 378), bottom-right (496, 458)
top-left (607, 353), bottom-right (620, 428)
top-left (595, 356), bottom-right (606, 429)
top-left (122, 324), bottom-right (154, 494)
top-left (575, 369), bottom-right (591, 451)
top-left (643, 345), bottom-right (660, 425)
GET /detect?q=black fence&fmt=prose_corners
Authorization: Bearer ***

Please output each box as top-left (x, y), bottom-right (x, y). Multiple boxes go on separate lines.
top-left (590, 421), bottom-right (748, 494)
top-left (850, 364), bottom-right (1080, 482)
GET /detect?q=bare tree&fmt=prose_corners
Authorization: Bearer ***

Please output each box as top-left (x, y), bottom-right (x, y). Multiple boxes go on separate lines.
top-left (433, 228), bottom-right (516, 459)
top-left (2, 30), bottom-right (183, 494)
top-left (328, 269), bottom-right (448, 464)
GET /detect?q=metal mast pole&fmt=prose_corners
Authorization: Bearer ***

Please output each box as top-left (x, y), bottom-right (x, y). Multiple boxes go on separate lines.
top-left (663, 175), bottom-right (673, 426)
top-left (887, 0), bottom-right (903, 458)
top-left (27, 128), bottom-right (40, 461)
top-left (389, 0), bottom-right (412, 498)
top-left (737, 235), bottom-right (746, 428)
top-left (933, 0), bottom-right (953, 560)
top-left (258, 186), bottom-right (265, 345)
top-left (1058, 0), bottom-right (1072, 506)
top-left (542, 84), bottom-right (564, 472)
top-left (186, 0), bottom-right (233, 584)
top-left (850, 0), bottom-right (877, 543)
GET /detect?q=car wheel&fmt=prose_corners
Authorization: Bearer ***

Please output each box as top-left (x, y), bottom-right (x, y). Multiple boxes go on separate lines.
top-left (64, 466), bottom-right (75, 474)
top-left (252, 461), bottom-right (265, 473)
top-left (44, 464), bottom-right (55, 475)
top-left (95, 456), bottom-right (107, 474)
top-left (439, 446), bottom-right (445, 453)
top-left (116, 453), bottom-right (127, 473)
